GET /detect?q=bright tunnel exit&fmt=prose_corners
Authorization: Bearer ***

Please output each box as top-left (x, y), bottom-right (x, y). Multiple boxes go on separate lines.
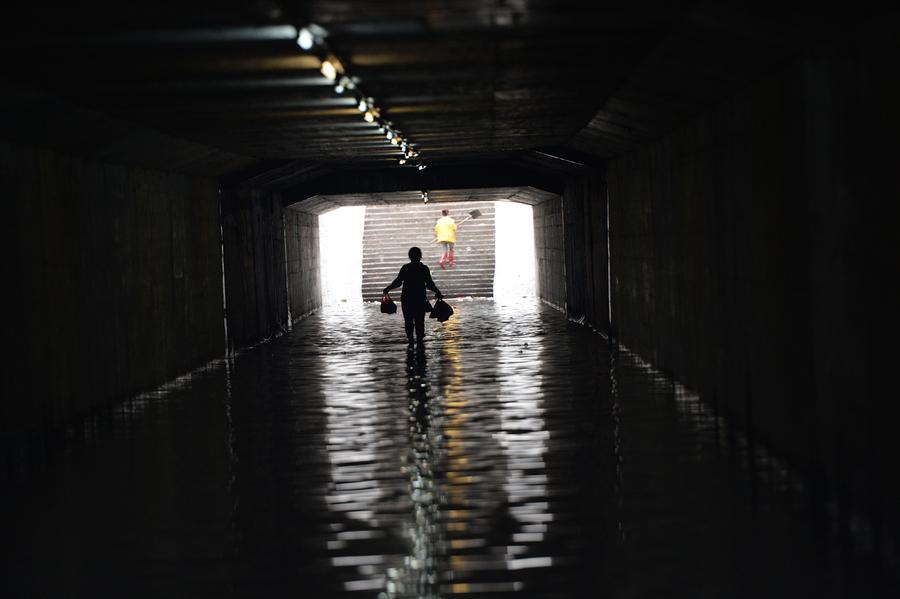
top-left (319, 205), bottom-right (366, 305)
top-left (493, 201), bottom-right (536, 303)
top-left (318, 201), bottom-right (535, 305)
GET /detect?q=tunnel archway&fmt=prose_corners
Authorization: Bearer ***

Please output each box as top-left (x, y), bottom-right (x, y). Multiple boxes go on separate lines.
top-left (316, 197), bottom-right (543, 305)
top-left (289, 185), bottom-right (560, 305)
top-left (273, 174), bottom-right (572, 319)
top-left (221, 156), bottom-right (604, 347)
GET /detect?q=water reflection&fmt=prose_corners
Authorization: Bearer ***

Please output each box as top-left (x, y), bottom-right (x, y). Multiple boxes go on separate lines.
top-left (495, 304), bottom-right (551, 588)
top-left (3, 299), bottom-right (898, 598)
top-left (385, 347), bottom-right (442, 598)
top-left (317, 303), bottom-right (399, 594)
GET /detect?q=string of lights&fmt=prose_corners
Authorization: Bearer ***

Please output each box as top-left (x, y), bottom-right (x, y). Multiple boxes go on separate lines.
top-left (296, 25), bottom-right (427, 169)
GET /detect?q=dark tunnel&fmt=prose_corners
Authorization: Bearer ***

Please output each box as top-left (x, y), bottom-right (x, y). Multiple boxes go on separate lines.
top-left (2, 2), bottom-right (899, 597)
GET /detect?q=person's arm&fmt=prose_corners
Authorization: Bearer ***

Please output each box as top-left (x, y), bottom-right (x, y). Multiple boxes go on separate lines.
top-left (383, 265), bottom-right (405, 295)
top-left (424, 266), bottom-right (442, 299)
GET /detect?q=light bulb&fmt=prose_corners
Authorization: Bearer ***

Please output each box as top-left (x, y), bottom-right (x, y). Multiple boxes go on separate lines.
top-left (418, 163), bottom-right (427, 170)
top-left (358, 99), bottom-right (368, 112)
top-left (390, 137), bottom-right (399, 145)
top-left (364, 111), bottom-right (375, 123)
top-left (320, 60), bottom-right (337, 81)
top-left (399, 158), bottom-right (407, 165)
top-left (386, 130), bottom-right (393, 140)
top-left (297, 28), bottom-right (314, 50)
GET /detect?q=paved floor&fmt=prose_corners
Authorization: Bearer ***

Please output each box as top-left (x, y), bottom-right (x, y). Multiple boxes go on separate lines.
top-left (3, 300), bottom-right (897, 598)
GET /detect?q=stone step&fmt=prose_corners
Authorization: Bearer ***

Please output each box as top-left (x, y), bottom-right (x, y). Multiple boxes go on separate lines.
top-left (362, 200), bottom-right (496, 299)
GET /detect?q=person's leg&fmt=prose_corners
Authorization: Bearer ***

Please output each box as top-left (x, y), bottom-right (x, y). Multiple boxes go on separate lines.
top-left (439, 242), bottom-right (448, 269)
top-left (448, 242), bottom-right (455, 267)
top-left (402, 306), bottom-right (415, 344)
top-left (414, 309), bottom-right (426, 344)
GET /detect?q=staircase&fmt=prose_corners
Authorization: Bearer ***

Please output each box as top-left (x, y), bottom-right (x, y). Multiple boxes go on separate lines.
top-left (361, 201), bottom-right (496, 300)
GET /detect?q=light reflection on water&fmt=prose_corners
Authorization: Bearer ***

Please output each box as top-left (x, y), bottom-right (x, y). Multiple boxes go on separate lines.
top-left (3, 299), bottom-right (897, 598)
top-left (315, 301), bottom-right (569, 597)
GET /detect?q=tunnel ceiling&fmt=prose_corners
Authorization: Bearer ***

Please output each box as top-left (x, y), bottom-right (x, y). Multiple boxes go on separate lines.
top-left (0, 1), bottom-right (850, 178)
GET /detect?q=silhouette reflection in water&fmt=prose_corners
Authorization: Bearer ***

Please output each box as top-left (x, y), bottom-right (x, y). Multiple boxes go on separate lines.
top-left (383, 346), bottom-right (442, 598)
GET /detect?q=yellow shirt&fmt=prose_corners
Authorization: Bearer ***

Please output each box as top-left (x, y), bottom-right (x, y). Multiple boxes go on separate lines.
top-left (435, 216), bottom-right (457, 243)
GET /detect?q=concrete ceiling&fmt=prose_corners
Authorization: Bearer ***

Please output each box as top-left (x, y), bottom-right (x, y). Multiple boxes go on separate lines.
top-left (0, 1), bottom-right (862, 178)
top-left (294, 186), bottom-right (557, 214)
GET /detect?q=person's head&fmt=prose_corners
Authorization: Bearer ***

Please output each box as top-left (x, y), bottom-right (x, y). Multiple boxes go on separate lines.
top-left (408, 246), bottom-right (422, 262)
top-left (441, 209), bottom-right (449, 217)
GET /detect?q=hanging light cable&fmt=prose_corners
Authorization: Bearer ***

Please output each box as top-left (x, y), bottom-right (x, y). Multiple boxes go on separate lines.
top-left (297, 27), bottom-right (315, 50)
top-left (295, 23), bottom-right (426, 169)
top-left (319, 59), bottom-right (338, 81)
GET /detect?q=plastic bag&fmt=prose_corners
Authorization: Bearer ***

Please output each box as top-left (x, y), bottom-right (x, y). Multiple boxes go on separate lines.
top-left (429, 299), bottom-right (453, 322)
top-left (424, 299), bottom-right (433, 313)
top-left (380, 294), bottom-right (397, 314)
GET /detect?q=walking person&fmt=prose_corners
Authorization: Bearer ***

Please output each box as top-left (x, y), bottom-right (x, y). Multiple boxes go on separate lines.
top-left (383, 247), bottom-right (443, 348)
top-left (434, 209), bottom-right (456, 269)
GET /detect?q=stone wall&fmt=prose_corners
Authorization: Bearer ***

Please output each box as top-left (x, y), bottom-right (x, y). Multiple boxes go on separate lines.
top-left (532, 196), bottom-right (566, 312)
top-left (605, 41), bottom-right (900, 531)
top-left (2, 141), bottom-right (225, 439)
top-left (220, 189), bottom-right (289, 350)
top-left (284, 205), bottom-right (321, 322)
top-left (562, 170), bottom-right (609, 330)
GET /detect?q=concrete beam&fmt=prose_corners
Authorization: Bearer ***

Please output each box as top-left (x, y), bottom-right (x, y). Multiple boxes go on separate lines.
top-left (280, 161), bottom-right (567, 205)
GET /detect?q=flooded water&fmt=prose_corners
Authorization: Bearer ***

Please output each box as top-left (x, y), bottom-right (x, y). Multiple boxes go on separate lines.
top-left (3, 300), bottom-right (897, 598)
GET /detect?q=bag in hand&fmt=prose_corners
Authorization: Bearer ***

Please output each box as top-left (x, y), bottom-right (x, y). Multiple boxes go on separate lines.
top-left (380, 294), bottom-right (397, 314)
top-left (424, 299), bottom-right (433, 313)
top-left (429, 299), bottom-right (454, 322)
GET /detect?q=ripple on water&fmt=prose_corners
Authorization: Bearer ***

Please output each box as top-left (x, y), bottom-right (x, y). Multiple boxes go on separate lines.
top-left (2, 299), bottom-right (897, 598)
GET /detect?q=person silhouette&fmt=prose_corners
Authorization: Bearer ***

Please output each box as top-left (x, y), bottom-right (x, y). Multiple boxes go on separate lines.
top-left (383, 246), bottom-right (443, 347)
top-left (434, 209), bottom-right (456, 269)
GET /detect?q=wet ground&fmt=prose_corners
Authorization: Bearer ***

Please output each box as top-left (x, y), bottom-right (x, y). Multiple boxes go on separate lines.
top-left (3, 300), bottom-right (897, 598)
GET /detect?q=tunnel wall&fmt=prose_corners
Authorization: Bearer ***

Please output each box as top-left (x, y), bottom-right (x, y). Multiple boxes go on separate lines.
top-left (562, 170), bottom-right (610, 330)
top-left (283, 205), bottom-right (321, 322)
top-left (221, 189), bottom-right (290, 350)
top-left (2, 141), bottom-right (225, 439)
top-left (604, 42), bottom-right (900, 531)
top-left (532, 197), bottom-right (566, 311)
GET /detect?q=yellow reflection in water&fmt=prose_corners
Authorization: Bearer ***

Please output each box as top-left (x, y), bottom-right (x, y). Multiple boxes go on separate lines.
top-left (439, 318), bottom-right (481, 578)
